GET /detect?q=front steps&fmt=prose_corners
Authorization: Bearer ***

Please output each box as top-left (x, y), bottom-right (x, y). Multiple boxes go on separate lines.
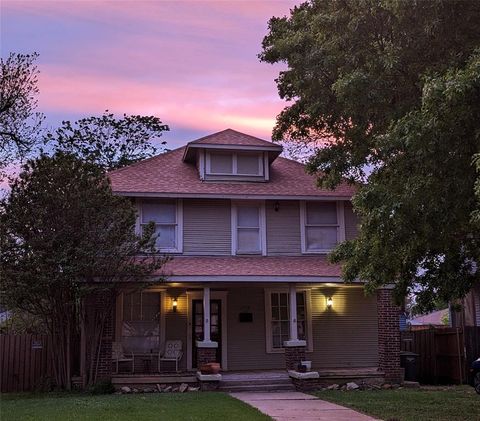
top-left (218, 371), bottom-right (295, 392)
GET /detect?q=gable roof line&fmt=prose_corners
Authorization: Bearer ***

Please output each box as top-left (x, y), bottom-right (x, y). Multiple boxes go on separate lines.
top-left (107, 146), bottom-right (185, 177)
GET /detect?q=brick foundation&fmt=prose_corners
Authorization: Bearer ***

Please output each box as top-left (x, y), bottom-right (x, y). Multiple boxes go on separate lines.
top-left (284, 346), bottom-right (306, 371)
top-left (197, 347), bottom-right (217, 367)
top-left (377, 289), bottom-right (401, 383)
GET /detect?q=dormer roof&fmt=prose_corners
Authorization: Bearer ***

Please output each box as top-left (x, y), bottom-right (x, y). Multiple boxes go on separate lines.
top-left (182, 128), bottom-right (283, 163)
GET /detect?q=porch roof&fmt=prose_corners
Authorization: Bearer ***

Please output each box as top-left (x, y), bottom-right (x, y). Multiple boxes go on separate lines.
top-left (156, 256), bottom-right (342, 278)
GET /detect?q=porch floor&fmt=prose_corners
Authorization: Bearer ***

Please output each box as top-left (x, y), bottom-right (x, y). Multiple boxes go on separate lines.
top-left (111, 367), bottom-right (383, 387)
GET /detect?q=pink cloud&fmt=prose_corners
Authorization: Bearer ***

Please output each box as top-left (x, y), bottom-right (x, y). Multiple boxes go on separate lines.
top-left (3, 0), bottom-right (298, 141)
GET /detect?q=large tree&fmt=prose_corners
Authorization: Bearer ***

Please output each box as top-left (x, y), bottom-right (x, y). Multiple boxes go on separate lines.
top-left (46, 112), bottom-right (169, 171)
top-left (0, 53), bottom-right (44, 170)
top-left (0, 153), bottom-right (167, 388)
top-left (260, 0), bottom-right (480, 309)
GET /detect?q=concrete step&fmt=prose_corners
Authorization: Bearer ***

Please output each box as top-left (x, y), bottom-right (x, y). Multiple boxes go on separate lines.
top-left (220, 377), bottom-right (291, 387)
top-left (219, 383), bottom-right (295, 392)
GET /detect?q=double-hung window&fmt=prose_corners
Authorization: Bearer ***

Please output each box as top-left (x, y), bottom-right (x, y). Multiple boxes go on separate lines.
top-left (301, 201), bottom-right (343, 253)
top-left (233, 203), bottom-right (265, 255)
top-left (265, 290), bottom-right (311, 352)
top-left (140, 200), bottom-right (182, 252)
top-left (207, 151), bottom-right (263, 176)
top-left (121, 291), bottom-right (162, 353)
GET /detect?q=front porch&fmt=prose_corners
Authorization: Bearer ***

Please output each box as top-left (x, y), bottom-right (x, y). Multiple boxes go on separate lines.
top-left (110, 367), bottom-right (386, 392)
top-left (92, 281), bottom-right (401, 388)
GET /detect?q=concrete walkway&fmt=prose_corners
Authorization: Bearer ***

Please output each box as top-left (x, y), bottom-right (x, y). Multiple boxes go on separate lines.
top-left (230, 391), bottom-right (378, 421)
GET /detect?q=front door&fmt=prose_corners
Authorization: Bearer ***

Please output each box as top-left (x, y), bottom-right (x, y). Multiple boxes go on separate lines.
top-left (192, 299), bottom-right (222, 368)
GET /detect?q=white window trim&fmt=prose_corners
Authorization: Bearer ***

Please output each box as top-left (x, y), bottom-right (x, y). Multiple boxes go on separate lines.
top-left (264, 288), bottom-right (313, 354)
top-left (205, 151), bottom-right (264, 177)
top-left (115, 288), bottom-right (166, 353)
top-left (300, 200), bottom-right (345, 254)
top-left (231, 200), bottom-right (267, 256)
top-left (139, 199), bottom-right (183, 253)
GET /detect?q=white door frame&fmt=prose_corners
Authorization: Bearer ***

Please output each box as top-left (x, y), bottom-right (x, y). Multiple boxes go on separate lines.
top-left (186, 290), bottom-right (228, 371)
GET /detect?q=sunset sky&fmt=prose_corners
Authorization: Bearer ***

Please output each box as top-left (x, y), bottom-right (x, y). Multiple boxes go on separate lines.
top-left (1, 0), bottom-right (298, 149)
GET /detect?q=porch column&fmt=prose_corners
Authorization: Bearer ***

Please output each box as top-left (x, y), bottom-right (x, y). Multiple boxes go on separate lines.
top-left (196, 286), bottom-right (218, 367)
top-left (284, 284), bottom-right (306, 371)
top-left (377, 288), bottom-right (401, 383)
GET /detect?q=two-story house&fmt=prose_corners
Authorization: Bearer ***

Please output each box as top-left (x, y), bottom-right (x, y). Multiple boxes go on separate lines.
top-left (100, 129), bottom-right (401, 387)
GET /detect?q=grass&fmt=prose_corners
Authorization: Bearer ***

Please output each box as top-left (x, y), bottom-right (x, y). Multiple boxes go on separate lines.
top-left (0, 391), bottom-right (271, 421)
top-left (314, 385), bottom-right (479, 421)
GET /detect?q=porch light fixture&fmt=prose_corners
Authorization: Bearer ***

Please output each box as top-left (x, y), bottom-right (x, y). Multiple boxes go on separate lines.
top-left (172, 298), bottom-right (178, 313)
top-left (326, 297), bottom-right (333, 309)
top-left (274, 201), bottom-right (280, 212)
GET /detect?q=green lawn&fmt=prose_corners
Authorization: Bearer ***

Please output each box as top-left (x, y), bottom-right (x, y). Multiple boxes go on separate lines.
top-left (0, 392), bottom-right (271, 421)
top-left (315, 386), bottom-right (479, 421)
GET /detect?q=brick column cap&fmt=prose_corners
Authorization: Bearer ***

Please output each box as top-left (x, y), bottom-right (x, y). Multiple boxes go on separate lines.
top-left (196, 340), bottom-right (218, 348)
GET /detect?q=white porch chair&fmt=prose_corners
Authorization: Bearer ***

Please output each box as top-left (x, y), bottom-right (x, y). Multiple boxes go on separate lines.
top-left (158, 340), bottom-right (183, 373)
top-left (112, 342), bottom-right (135, 374)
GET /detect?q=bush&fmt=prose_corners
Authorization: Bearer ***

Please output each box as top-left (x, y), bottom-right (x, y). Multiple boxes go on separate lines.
top-left (89, 380), bottom-right (115, 395)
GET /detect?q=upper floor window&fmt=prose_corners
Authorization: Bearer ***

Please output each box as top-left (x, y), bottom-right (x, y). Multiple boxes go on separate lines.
top-left (207, 151), bottom-right (263, 176)
top-left (301, 201), bottom-right (344, 253)
top-left (232, 202), bottom-right (266, 255)
top-left (140, 200), bottom-right (183, 252)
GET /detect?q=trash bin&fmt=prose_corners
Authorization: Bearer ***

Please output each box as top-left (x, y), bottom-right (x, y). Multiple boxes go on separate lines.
top-left (400, 351), bottom-right (419, 381)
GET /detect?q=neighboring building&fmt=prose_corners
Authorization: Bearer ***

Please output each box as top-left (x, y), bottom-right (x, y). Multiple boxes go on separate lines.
top-left (91, 129), bottom-right (401, 384)
top-left (408, 309), bottom-right (449, 329)
top-left (452, 284), bottom-right (480, 328)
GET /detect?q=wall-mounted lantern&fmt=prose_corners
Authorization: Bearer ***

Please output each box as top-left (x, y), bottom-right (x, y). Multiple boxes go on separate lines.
top-left (274, 201), bottom-right (280, 212)
top-left (172, 298), bottom-right (178, 313)
top-left (326, 297), bottom-right (333, 309)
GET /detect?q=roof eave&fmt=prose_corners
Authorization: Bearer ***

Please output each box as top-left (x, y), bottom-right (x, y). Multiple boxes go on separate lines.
top-left (182, 143), bottom-right (283, 163)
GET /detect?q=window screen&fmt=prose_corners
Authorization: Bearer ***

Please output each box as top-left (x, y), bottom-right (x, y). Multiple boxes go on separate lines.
top-left (305, 202), bottom-right (338, 251)
top-left (237, 153), bottom-right (260, 175)
top-left (141, 201), bottom-right (178, 250)
top-left (236, 205), bottom-right (261, 253)
top-left (209, 152), bottom-right (233, 174)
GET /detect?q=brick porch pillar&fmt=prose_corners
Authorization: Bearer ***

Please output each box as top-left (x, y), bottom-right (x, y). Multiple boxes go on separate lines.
top-left (83, 290), bottom-right (114, 382)
top-left (377, 288), bottom-right (401, 383)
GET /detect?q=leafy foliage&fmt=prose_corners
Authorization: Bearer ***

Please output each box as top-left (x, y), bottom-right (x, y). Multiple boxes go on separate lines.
top-left (46, 112), bottom-right (169, 171)
top-left (0, 52), bottom-right (44, 170)
top-left (0, 153), bottom-right (167, 387)
top-left (260, 0), bottom-right (480, 187)
top-left (331, 52), bottom-right (480, 308)
top-left (261, 0), bottom-right (480, 309)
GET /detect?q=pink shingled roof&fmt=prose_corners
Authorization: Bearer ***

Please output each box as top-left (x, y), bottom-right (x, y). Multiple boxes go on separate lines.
top-left (109, 147), bottom-right (356, 198)
top-left (188, 128), bottom-right (280, 147)
top-left (156, 256), bottom-right (342, 277)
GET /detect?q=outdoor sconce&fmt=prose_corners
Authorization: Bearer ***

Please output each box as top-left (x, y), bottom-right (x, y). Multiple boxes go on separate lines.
top-left (326, 297), bottom-right (333, 309)
top-left (274, 201), bottom-right (280, 212)
top-left (172, 298), bottom-right (178, 313)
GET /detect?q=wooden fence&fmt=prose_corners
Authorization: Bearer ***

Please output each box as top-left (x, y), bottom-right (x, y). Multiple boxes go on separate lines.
top-left (401, 326), bottom-right (480, 384)
top-left (0, 334), bottom-right (54, 392)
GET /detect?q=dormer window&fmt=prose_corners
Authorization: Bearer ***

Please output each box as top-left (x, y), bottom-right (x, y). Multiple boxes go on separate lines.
top-left (206, 151), bottom-right (263, 176)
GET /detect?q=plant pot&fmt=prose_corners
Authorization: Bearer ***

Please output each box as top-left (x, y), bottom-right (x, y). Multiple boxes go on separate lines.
top-left (199, 362), bottom-right (221, 374)
top-left (301, 360), bottom-right (312, 371)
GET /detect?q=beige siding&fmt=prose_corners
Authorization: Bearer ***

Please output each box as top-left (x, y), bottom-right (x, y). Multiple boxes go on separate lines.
top-left (164, 289), bottom-right (188, 370)
top-left (183, 199), bottom-right (231, 255)
top-left (127, 284), bottom-right (379, 372)
top-left (227, 287), bottom-right (284, 370)
top-left (310, 286), bottom-right (378, 367)
top-left (266, 200), bottom-right (302, 255)
top-left (227, 285), bottom-right (378, 370)
top-left (345, 202), bottom-right (359, 241)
